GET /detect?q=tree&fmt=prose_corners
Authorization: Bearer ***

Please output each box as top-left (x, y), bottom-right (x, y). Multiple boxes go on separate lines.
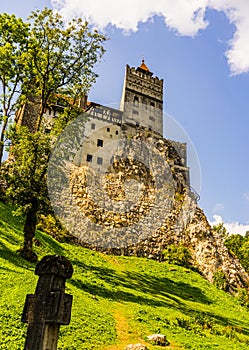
top-left (3, 8), bottom-right (106, 261)
top-left (3, 128), bottom-right (50, 261)
top-left (212, 222), bottom-right (228, 239)
top-left (0, 13), bottom-right (29, 164)
top-left (23, 7), bottom-right (106, 131)
top-left (224, 234), bottom-right (249, 272)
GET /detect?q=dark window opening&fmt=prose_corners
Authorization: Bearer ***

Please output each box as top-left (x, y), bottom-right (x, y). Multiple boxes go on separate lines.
top-left (97, 139), bottom-right (103, 147)
top-left (91, 123), bottom-right (96, 129)
top-left (97, 157), bottom-right (103, 165)
top-left (87, 154), bottom-right (93, 162)
top-left (133, 96), bottom-right (139, 105)
top-left (115, 130), bottom-right (119, 135)
top-left (107, 127), bottom-right (110, 132)
top-left (150, 102), bottom-right (155, 110)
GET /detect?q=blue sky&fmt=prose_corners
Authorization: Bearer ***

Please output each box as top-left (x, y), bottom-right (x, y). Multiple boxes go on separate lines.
top-left (1, 0), bottom-right (249, 234)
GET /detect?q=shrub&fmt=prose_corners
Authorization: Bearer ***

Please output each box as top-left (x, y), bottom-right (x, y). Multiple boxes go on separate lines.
top-left (213, 269), bottom-right (228, 291)
top-left (162, 244), bottom-right (191, 268)
top-left (236, 288), bottom-right (249, 307)
top-left (37, 213), bottom-right (73, 242)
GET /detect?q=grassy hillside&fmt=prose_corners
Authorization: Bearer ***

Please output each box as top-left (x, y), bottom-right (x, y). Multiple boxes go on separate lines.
top-left (1, 201), bottom-right (249, 349)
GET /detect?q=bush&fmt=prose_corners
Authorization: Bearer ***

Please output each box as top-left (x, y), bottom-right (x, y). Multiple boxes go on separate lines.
top-left (213, 269), bottom-right (228, 291)
top-left (37, 213), bottom-right (73, 242)
top-left (236, 288), bottom-right (249, 307)
top-left (162, 244), bottom-right (191, 268)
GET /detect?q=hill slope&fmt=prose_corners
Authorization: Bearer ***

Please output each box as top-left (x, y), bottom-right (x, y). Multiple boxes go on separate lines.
top-left (1, 202), bottom-right (249, 350)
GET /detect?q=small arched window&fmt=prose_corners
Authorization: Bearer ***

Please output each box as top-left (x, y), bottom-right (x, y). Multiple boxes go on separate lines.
top-left (133, 96), bottom-right (139, 106)
top-left (150, 102), bottom-right (155, 110)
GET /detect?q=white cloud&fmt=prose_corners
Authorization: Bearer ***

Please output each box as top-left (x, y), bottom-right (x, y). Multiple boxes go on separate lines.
top-left (51, 0), bottom-right (208, 35)
top-left (51, 0), bottom-right (249, 75)
top-left (210, 214), bottom-right (249, 235)
top-left (51, 0), bottom-right (208, 34)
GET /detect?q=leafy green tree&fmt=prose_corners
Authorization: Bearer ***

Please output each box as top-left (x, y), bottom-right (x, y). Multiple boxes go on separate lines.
top-left (212, 222), bottom-right (228, 239)
top-left (3, 128), bottom-right (50, 261)
top-left (3, 8), bottom-right (106, 261)
top-left (224, 234), bottom-right (249, 272)
top-left (239, 241), bottom-right (249, 271)
top-left (23, 7), bottom-right (105, 131)
top-left (0, 13), bottom-right (29, 164)
top-left (224, 234), bottom-right (244, 256)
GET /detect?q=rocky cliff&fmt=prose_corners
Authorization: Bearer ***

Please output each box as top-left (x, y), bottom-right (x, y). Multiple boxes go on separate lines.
top-left (55, 128), bottom-right (249, 292)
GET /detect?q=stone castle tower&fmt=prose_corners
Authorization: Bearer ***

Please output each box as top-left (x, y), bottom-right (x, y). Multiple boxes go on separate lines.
top-left (80, 60), bottom-right (189, 186)
top-left (120, 60), bottom-right (163, 135)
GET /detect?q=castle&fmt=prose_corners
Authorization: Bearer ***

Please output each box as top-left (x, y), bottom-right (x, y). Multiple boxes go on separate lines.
top-left (15, 59), bottom-right (190, 188)
top-left (74, 60), bottom-right (190, 190)
top-left (16, 60), bottom-right (249, 292)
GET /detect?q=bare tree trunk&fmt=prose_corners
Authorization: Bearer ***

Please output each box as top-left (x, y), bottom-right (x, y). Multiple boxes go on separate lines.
top-left (20, 199), bottom-right (39, 262)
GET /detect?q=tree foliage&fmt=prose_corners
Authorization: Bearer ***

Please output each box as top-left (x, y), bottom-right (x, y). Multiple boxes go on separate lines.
top-left (162, 244), bottom-right (192, 268)
top-left (23, 8), bottom-right (106, 130)
top-left (212, 222), bottom-right (228, 239)
top-left (1, 7), bottom-right (106, 261)
top-left (2, 128), bottom-right (51, 261)
top-left (224, 234), bottom-right (249, 272)
top-left (0, 13), bottom-right (29, 163)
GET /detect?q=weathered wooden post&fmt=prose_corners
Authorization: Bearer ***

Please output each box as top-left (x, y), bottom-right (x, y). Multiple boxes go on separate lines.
top-left (22, 255), bottom-right (73, 350)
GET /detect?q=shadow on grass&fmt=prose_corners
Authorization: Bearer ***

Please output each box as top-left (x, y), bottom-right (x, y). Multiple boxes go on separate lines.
top-left (0, 230), bottom-right (65, 271)
top-left (0, 241), bottom-right (34, 270)
top-left (70, 259), bottom-right (210, 304)
top-left (69, 258), bottom-right (249, 337)
top-left (0, 220), bottom-right (24, 245)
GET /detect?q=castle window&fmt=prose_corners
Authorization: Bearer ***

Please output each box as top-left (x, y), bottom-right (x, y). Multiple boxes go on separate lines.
top-left (133, 96), bottom-right (139, 106)
top-left (91, 123), bottom-right (95, 129)
top-left (87, 154), bottom-right (93, 162)
top-left (115, 130), bottom-right (119, 135)
top-left (97, 139), bottom-right (103, 147)
top-left (150, 102), bottom-right (155, 110)
top-left (97, 157), bottom-right (103, 165)
top-left (107, 127), bottom-right (110, 132)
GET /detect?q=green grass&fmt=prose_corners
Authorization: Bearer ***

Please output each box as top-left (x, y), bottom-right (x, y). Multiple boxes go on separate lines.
top-left (1, 201), bottom-right (249, 349)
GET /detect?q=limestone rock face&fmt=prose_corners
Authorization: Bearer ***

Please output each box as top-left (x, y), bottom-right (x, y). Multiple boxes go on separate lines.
top-left (184, 208), bottom-right (249, 292)
top-left (54, 129), bottom-right (249, 292)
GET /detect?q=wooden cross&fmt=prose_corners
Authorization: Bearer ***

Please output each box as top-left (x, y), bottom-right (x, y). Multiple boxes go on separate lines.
top-left (22, 255), bottom-right (73, 350)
